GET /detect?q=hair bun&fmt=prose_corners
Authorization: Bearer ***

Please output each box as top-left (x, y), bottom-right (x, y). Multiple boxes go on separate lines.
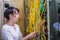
top-left (4, 3), bottom-right (10, 8)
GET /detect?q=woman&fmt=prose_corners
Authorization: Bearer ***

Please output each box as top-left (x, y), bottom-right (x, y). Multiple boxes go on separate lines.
top-left (1, 3), bottom-right (36, 40)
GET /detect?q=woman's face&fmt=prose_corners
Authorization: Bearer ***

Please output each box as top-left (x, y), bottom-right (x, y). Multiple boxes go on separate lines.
top-left (11, 9), bottom-right (19, 23)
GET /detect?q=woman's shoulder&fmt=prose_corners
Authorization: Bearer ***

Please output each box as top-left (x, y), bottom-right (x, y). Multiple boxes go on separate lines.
top-left (2, 24), bottom-right (10, 31)
top-left (53, 22), bottom-right (59, 25)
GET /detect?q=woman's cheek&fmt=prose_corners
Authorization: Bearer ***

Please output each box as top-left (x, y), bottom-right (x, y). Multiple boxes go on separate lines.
top-left (17, 15), bottom-right (19, 19)
top-left (15, 16), bottom-right (19, 21)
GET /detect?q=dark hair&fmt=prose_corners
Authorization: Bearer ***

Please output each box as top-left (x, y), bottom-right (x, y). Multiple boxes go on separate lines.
top-left (4, 3), bottom-right (19, 20)
top-left (15, 8), bottom-right (19, 13)
top-left (58, 8), bottom-right (60, 14)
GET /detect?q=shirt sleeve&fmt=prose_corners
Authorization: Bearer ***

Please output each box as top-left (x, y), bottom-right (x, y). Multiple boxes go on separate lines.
top-left (2, 28), bottom-right (13, 40)
top-left (19, 30), bottom-right (23, 40)
top-left (53, 23), bottom-right (58, 31)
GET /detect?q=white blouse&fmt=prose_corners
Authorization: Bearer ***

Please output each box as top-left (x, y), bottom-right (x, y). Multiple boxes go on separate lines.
top-left (53, 22), bottom-right (60, 31)
top-left (1, 24), bottom-right (23, 40)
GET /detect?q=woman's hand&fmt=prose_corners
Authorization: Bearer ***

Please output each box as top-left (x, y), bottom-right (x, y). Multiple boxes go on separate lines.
top-left (27, 32), bottom-right (36, 39)
top-left (22, 32), bottom-right (36, 40)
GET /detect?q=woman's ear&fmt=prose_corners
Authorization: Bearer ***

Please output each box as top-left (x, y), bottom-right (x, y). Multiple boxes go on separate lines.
top-left (9, 14), bottom-right (13, 19)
